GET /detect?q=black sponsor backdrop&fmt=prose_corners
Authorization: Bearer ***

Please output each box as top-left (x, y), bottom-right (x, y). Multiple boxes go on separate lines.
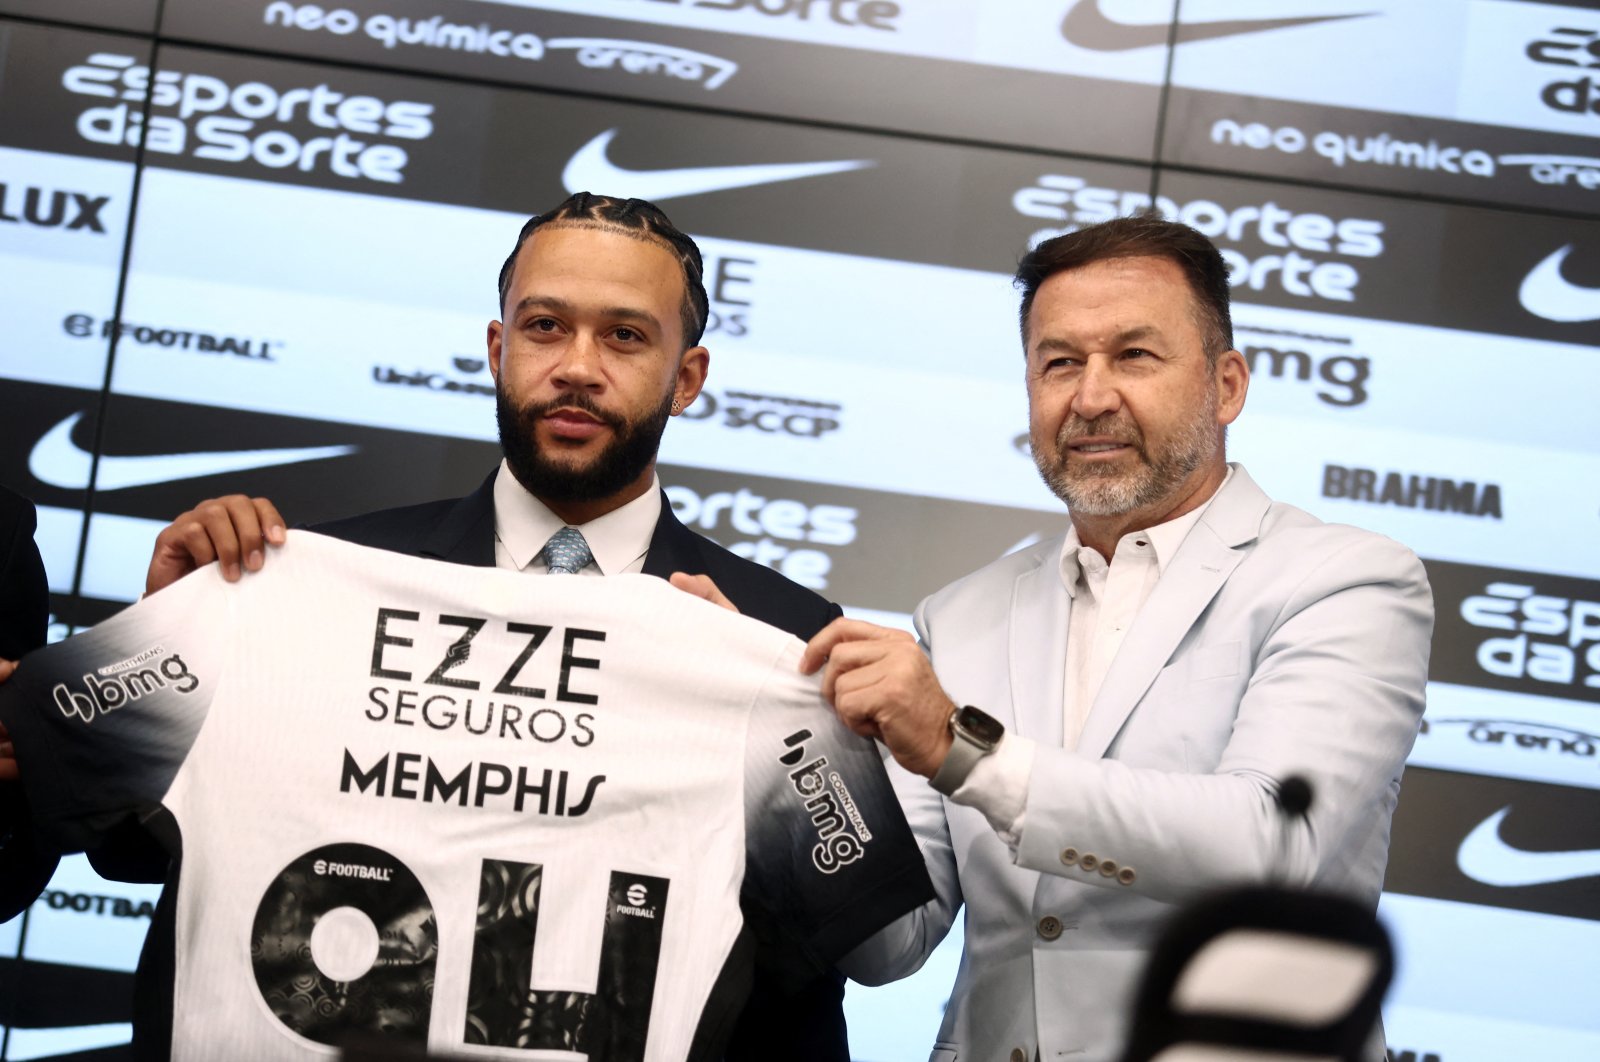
top-left (0, 25), bottom-right (1154, 278)
top-left (0, 19), bottom-right (143, 652)
top-left (0, 20), bottom-right (146, 160)
top-left (2, 5), bottom-right (1600, 1061)
top-left (2, 379), bottom-right (1056, 617)
top-left (1164, 88), bottom-right (1600, 216)
top-left (1427, 558), bottom-right (1600, 706)
top-left (1155, 170), bottom-right (1600, 347)
top-left (12, 22), bottom-right (1599, 346)
top-left (0, 37), bottom-right (491, 203)
top-left (160, 0), bottom-right (1164, 160)
top-left (0, 0), bottom-right (155, 34)
top-left (1387, 766), bottom-right (1600, 923)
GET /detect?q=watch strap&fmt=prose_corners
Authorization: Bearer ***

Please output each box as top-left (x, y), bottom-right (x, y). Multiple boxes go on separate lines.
top-left (931, 708), bottom-right (999, 797)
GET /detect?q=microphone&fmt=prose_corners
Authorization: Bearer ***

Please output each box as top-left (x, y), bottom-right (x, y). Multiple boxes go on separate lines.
top-left (1277, 775), bottom-right (1313, 819)
top-left (1273, 775), bottom-right (1314, 884)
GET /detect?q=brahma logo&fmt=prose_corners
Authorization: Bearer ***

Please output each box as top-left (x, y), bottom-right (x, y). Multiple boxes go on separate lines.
top-left (63, 52), bottom-right (434, 184)
top-left (53, 645), bottom-right (200, 723)
top-left (1321, 464), bottom-right (1501, 518)
top-left (1012, 175), bottom-right (1384, 303)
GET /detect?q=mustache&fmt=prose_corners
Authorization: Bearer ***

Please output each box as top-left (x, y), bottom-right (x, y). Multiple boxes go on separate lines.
top-left (1058, 413), bottom-right (1143, 447)
top-left (511, 393), bottom-right (628, 432)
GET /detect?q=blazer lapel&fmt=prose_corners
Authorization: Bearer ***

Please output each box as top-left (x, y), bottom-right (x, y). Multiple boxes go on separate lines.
top-left (640, 492), bottom-right (702, 580)
top-left (1008, 551), bottom-right (1069, 747)
top-left (421, 469), bottom-right (498, 567)
top-left (1074, 468), bottom-right (1270, 760)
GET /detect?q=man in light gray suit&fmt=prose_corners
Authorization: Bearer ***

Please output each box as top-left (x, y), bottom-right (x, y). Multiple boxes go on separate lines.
top-left (802, 215), bottom-right (1434, 1062)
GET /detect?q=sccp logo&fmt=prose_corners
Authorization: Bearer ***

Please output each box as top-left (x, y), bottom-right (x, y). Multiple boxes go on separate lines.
top-left (681, 388), bottom-right (841, 439)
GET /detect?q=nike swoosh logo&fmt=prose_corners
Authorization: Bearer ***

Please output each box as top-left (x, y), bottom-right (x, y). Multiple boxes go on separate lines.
top-left (1060, 0), bottom-right (1374, 52)
top-left (1519, 245), bottom-right (1600, 323)
top-left (29, 412), bottom-right (357, 491)
top-left (1457, 806), bottom-right (1600, 888)
top-left (561, 129), bottom-right (872, 203)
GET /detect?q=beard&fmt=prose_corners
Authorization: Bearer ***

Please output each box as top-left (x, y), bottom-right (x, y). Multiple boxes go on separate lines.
top-left (1033, 387), bottom-right (1220, 517)
top-left (496, 386), bottom-right (673, 504)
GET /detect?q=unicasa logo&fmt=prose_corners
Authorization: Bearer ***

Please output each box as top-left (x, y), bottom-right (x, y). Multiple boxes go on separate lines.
top-left (53, 645), bottom-right (199, 724)
top-left (62, 53), bottom-right (434, 184)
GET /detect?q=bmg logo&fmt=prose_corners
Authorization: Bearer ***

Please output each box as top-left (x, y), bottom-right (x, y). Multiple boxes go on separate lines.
top-left (53, 648), bottom-right (199, 724)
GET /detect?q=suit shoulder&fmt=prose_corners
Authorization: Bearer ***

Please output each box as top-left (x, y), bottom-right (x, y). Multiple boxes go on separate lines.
top-left (679, 531), bottom-right (840, 641)
top-left (1257, 498), bottom-right (1423, 566)
top-left (1250, 497), bottom-right (1429, 600)
top-left (919, 536), bottom-right (1060, 626)
top-left (0, 484), bottom-right (36, 537)
top-left (307, 497), bottom-right (463, 554)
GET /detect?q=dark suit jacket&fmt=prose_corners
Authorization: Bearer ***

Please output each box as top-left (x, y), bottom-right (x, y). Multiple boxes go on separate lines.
top-left (134, 472), bottom-right (852, 1062)
top-left (0, 485), bottom-right (53, 923)
top-left (313, 472), bottom-right (841, 642)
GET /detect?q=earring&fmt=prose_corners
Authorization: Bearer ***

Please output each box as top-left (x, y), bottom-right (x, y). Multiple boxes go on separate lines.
top-left (671, 399), bottom-right (681, 415)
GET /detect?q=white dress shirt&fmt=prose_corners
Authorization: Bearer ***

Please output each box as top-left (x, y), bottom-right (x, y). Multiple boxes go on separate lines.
top-left (490, 459), bottom-right (660, 576)
top-left (952, 469), bottom-right (1234, 845)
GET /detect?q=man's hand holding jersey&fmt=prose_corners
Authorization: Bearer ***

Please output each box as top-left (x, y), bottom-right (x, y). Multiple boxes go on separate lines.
top-left (801, 620), bottom-right (957, 779)
top-left (144, 495), bottom-right (746, 609)
top-left (0, 659), bottom-right (17, 782)
top-left (146, 495), bottom-right (287, 594)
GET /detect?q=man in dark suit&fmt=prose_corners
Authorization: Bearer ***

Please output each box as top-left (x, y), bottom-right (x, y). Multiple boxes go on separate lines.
top-left (137, 194), bottom-right (852, 1060)
top-left (0, 484), bottom-right (53, 920)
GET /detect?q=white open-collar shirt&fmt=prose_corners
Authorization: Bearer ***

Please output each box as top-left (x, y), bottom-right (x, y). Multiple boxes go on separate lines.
top-left (956, 468), bottom-right (1235, 844)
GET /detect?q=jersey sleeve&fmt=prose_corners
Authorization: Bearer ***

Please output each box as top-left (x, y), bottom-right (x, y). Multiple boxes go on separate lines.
top-left (0, 564), bottom-right (234, 851)
top-left (740, 642), bottom-right (935, 988)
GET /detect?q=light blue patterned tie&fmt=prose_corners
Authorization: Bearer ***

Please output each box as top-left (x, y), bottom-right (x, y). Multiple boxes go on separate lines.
top-left (542, 526), bottom-right (593, 575)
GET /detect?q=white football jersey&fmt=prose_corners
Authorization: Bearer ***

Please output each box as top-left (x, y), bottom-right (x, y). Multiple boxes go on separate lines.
top-left (1, 532), bottom-right (930, 1061)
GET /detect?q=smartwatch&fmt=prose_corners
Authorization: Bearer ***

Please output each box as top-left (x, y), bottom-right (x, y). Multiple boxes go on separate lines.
top-left (930, 705), bottom-right (1005, 796)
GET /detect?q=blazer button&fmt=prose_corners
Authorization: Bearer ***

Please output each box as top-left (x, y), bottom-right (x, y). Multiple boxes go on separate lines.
top-left (1010, 1050), bottom-right (1027, 1062)
top-left (1117, 866), bottom-right (1137, 886)
top-left (1059, 847), bottom-right (1079, 867)
top-left (1037, 915), bottom-right (1063, 941)
top-left (1098, 858), bottom-right (1118, 877)
top-left (1078, 852), bottom-right (1099, 872)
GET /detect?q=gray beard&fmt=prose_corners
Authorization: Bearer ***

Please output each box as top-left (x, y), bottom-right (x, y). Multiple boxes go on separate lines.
top-left (1035, 391), bottom-right (1219, 517)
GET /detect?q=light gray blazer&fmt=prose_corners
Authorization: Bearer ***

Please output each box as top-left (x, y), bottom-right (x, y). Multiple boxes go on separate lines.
top-left (842, 465), bottom-right (1434, 1062)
